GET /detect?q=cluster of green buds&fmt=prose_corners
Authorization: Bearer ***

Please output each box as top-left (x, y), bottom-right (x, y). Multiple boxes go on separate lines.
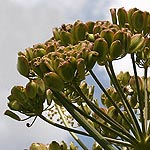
top-left (30, 141), bottom-right (78, 150)
top-left (110, 7), bottom-right (150, 34)
top-left (110, 7), bottom-right (150, 67)
top-left (92, 106), bottom-right (130, 138)
top-left (17, 39), bottom-right (99, 91)
top-left (29, 141), bottom-right (103, 150)
top-left (7, 78), bottom-right (45, 117)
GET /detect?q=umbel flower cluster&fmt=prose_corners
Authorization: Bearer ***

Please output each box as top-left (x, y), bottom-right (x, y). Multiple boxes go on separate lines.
top-left (4, 7), bottom-right (150, 150)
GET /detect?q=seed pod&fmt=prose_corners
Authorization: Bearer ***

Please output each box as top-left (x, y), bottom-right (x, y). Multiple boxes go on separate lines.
top-left (11, 86), bottom-right (27, 102)
top-left (60, 31), bottom-right (72, 46)
top-left (110, 8), bottom-right (117, 24)
top-left (117, 7), bottom-right (128, 27)
top-left (25, 48), bottom-right (34, 61)
top-left (30, 143), bottom-right (47, 150)
top-left (109, 40), bottom-right (122, 60)
top-left (129, 76), bottom-right (143, 92)
top-left (85, 21), bottom-right (95, 34)
top-left (128, 34), bottom-right (145, 53)
top-left (86, 33), bottom-right (95, 42)
top-left (76, 58), bottom-right (85, 81)
top-left (46, 89), bottom-right (53, 105)
top-left (127, 8), bottom-right (138, 29)
top-left (8, 100), bottom-right (20, 111)
top-left (39, 58), bottom-right (50, 74)
top-left (17, 55), bottom-right (29, 77)
top-left (33, 48), bottom-right (46, 58)
top-left (107, 106), bottom-right (117, 119)
top-left (57, 61), bottom-right (76, 82)
top-left (113, 31), bottom-right (131, 51)
top-left (44, 72), bottom-right (64, 92)
top-left (86, 51), bottom-right (99, 70)
top-left (4, 110), bottom-right (21, 121)
top-left (132, 10), bottom-right (147, 32)
top-left (49, 141), bottom-right (60, 150)
top-left (93, 38), bottom-right (108, 61)
top-left (129, 94), bottom-right (137, 108)
top-left (26, 80), bottom-right (37, 99)
top-left (31, 57), bottom-right (43, 77)
top-left (52, 28), bottom-right (61, 41)
top-left (100, 29), bottom-right (114, 47)
top-left (74, 22), bottom-right (87, 41)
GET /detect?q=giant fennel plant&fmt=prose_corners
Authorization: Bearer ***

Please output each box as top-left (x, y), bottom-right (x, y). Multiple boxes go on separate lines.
top-left (4, 7), bottom-right (150, 150)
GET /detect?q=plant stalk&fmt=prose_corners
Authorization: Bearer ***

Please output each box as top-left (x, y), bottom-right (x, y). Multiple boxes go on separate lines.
top-left (55, 104), bottom-right (89, 150)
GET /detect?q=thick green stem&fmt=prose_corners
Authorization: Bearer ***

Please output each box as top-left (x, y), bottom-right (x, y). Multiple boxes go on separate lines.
top-left (131, 54), bottom-right (145, 137)
top-left (144, 67), bottom-right (148, 133)
top-left (105, 62), bottom-right (142, 141)
top-left (53, 91), bottom-right (116, 150)
top-left (55, 104), bottom-right (89, 150)
top-left (59, 91), bottom-right (135, 144)
top-left (39, 115), bottom-right (89, 136)
top-left (73, 83), bottom-right (138, 145)
top-left (89, 70), bottom-right (138, 138)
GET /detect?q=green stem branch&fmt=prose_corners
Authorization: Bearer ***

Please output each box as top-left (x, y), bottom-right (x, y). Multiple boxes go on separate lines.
top-left (39, 114), bottom-right (89, 136)
top-left (89, 70), bottom-right (138, 138)
top-left (105, 62), bottom-right (142, 141)
top-left (52, 91), bottom-right (116, 150)
top-left (131, 54), bottom-right (145, 138)
top-left (55, 104), bottom-right (89, 150)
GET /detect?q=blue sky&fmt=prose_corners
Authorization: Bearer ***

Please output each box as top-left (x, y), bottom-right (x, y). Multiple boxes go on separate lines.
top-left (1, 0), bottom-right (150, 149)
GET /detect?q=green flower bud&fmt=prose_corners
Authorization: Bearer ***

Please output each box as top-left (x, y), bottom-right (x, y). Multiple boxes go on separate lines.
top-left (25, 48), bottom-right (34, 61)
top-left (57, 61), bottom-right (76, 82)
top-left (11, 86), bottom-right (27, 102)
top-left (110, 8), bottom-right (117, 24)
top-left (109, 40), bottom-right (122, 60)
top-left (49, 141), bottom-right (60, 150)
top-left (53, 28), bottom-right (61, 41)
top-left (85, 21), bottom-right (95, 34)
top-left (100, 29), bottom-right (114, 47)
top-left (117, 7), bottom-right (128, 27)
top-left (127, 8), bottom-right (138, 30)
top-left (76, 58), bottom-right (85, 81)
top-left (86, 51), bottom-right (99, 70)
top-left (70, 142), bottom-right (78, 150)
top-left (60, 31), bottom-right (73, 46)
top-left (33, 48), bottom-right (46, 58)
top-left (39, 58), bottom-right (50, 74)
top-left (4, 110), bottom-right (21, 121)
top-left (128, 34), bottom-right (145, 53)
top-left (129, 76), bottom-right (143, 91)
top-left (74, 22), bottom-right (87, 42)
top-left (8, 100), bottom-right (20, 111)
top-left (43, 57), bottom-right (54, 72)
top-left (44, 72), bottom-right (64, 92)
top-left (46, 89), bottom-right (53, 105)
top-left (26, 80), bottom-right (37, 99)
top-left (93, 38), bottom-right (108, 62)
top-left (129, 94), bottom-right (137, 108)
top-left (17, 55), bottom-right (29, 77)
top-left (30, 143), bottom-right (47, 150)
top-left (132, 10), bottom-right (147, 32)
top-left (113, 31), bottom-right (131, 52)
top-left (31, 57), bottom-right (43, 77)
top-left (85, 33), bottom-right (95, 42)
top-left (107, 106), bottom-right (117, 119)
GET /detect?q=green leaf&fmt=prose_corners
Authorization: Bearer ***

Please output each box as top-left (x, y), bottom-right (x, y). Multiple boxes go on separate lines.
top-left (4, 110), bottom-right (21, 121)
